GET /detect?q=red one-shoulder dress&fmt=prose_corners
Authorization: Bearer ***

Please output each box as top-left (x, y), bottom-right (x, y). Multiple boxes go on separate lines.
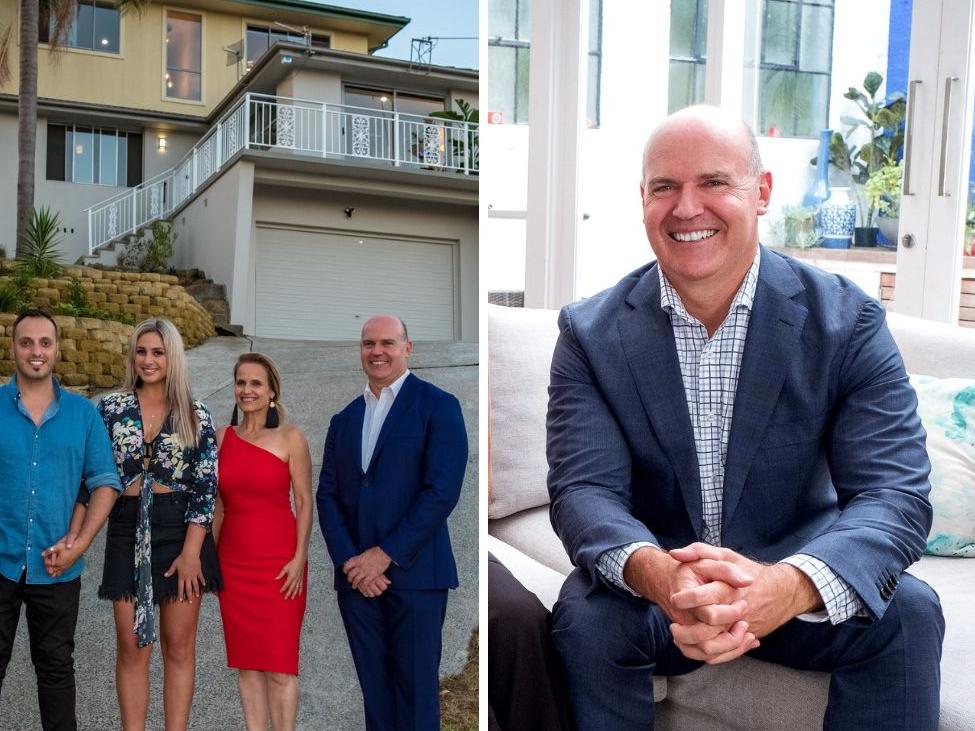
top-left (217, 427), bottom-right (307, 674)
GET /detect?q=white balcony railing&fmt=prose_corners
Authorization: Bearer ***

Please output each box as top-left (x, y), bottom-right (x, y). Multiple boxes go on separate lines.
top-left (85, 93), bottom-right (478, 254)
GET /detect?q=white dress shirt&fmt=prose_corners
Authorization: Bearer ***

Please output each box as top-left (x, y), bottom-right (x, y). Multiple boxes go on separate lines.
top-left (595, 250), bottom-right (865, 624)
top-left (361, 369), bottom-right (410, 472)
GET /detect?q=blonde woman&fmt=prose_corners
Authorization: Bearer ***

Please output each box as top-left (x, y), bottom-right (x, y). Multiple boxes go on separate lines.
top-left (214, 352), bottom-right (312, 731)
top-left (96, 318), bottom-right (220, 730)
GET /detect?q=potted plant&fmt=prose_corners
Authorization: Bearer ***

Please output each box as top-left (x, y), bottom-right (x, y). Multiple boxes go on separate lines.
top-left (865, 162), bottom-right (902, 247)
top-left (816, 72), bottom-right (906, 245)
top-left (771, 205), bottom-right (819, 248)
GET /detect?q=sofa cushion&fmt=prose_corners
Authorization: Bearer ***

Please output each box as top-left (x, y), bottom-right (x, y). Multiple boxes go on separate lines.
top-left (886, 311), bottom-right (975, 379)
top-left (910, 375), bottom-right (975, 557)
top-left (489, 505), bottom-right (574, 576)
top-left (488, 304), bottom-right (560, 519)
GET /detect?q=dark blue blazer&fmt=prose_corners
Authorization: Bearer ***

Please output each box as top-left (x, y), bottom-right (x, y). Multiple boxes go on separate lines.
top-left (317, 373), bottom-right (468, 592)
top-left (547, 246), bottom-right (932, 620)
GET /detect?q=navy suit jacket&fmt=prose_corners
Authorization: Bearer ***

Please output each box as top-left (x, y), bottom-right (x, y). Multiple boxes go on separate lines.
top-left (317, 373), bottom-right (468, 592)
top-left (547, 246), bottom-right (932, 621)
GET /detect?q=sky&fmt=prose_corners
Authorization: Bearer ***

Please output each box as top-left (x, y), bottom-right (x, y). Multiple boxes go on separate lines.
top-left (313, 1), bottom-right (479, 70)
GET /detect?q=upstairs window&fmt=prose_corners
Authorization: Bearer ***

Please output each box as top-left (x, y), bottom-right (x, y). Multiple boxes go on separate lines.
top-left (166, 11), bottom-right (202, 101)
top-left (668, 0), bottom-right (708, 114)
top-left (245, 25), bottom-right (331, 71)
top-left (39, 1), bottom-right (120, 54)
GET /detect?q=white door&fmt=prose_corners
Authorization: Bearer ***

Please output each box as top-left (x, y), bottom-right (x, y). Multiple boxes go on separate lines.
top-left (255, 226), bottom-right (457, 340)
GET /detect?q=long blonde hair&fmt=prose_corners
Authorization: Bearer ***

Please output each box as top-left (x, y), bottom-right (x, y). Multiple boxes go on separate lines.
top-left (124, 318), bottom-right (199, 447)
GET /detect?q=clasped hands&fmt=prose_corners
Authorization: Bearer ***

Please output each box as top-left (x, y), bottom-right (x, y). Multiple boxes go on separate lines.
top-left (625, 543), bottom-right (820, 665)
top-left (42, 531), bottom-right (84, 578)
top-left (343, 546), bottom-right (392, 598)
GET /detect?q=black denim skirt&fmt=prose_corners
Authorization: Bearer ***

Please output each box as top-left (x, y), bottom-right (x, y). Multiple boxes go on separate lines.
top-left (98, 492), bottom-right (222, 603)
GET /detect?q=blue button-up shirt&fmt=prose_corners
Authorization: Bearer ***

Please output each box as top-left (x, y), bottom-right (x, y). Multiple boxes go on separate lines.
top-left (0, 376), bottom-right (121, 584)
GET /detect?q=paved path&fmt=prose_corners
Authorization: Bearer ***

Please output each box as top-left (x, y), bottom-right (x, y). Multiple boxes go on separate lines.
top-left (2, 336), bottom-right (478, 730)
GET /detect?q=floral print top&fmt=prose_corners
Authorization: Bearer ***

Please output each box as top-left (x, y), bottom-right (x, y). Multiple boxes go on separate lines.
top-left (96, 391), bottom-right (217, 526)
top-left (97, 391), bottom-right (217, 648)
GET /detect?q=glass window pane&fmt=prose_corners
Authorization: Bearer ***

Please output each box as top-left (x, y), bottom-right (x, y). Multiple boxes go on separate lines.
top-left (515, 47), bottom-right (531, 124)
top-left (246, 27), bottom-right (269, 67)
top-left (669, 60), bottom-right (704, 114)
top-left (94, 3), bottom-right (119, 53)
top-left (517, 0), bottom-right (531, 40)
top-left (763, 0), bottom-right (798, 66)
top-left (793, 72), bottom-right (828, 137)
top-left (489, 0), bottom-right (517, 38)
top-left (588, 0), bottom-right (601, 51)
top-left (98, 130), bottom-right (117, 185)
top-left (696, 0), bottom-right (709, 56)
top-left (760, 68), bottom-right (796, 136)
top-left (73, 128), bottom-right (94, 184)
top-left (167, 12), bottom-right (202, 101)
top-left (670, 0), bottom-right (698, 58)
top-left (117, 133), bottom-right (127, 187)
top-left (488, 45), bottom-right (516, 124)
top-left (72, 1), bottom-right (95, 50)
top-left (65, 128), bottom-right (73, 181)
top-left (799, 4), bottom-right (832, 73)
top-left (396, 93), bottom-right (445, 118)
top-left (345, 86), bottom-right (393, 112)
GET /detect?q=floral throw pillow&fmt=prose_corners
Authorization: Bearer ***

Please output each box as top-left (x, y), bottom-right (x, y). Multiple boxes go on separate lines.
top-left (910, 375), bottom-right (975, 557)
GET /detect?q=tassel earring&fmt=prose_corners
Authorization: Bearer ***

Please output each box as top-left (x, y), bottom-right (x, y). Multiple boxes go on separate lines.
top-left (266, 400), bottom-right (279, 428)
top-left (230, 405), bottom-right (239, 426)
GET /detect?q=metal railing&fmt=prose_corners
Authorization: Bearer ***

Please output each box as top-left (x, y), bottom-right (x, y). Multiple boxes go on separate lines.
top-left (85, 93), bottom-right (478, 254)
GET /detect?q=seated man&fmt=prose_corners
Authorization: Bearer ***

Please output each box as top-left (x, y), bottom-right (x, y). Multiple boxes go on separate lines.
top-left (547, 105), bottom-right (944, 730)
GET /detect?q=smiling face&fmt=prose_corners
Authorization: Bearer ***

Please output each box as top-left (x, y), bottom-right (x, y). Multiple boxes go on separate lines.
top-left (360, 315), bottom-right (412, 395)
top-left (639, 109), bottom-right (771, 299)
top-left (133, 331), bottom-right (168, 386)
top-left (234, 361), bottom-right (274, 416)
top-left (13, 316), bottom-right (58, 383)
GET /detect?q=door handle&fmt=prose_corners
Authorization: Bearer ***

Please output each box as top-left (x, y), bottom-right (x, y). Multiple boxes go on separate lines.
top-left (903, 80), bottom-right (922, 196)
top-left (938, 76), bottom-right (958, 197)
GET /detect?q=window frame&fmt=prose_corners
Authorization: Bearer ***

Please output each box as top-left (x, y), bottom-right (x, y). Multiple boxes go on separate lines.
top-left (667, 0), bottom-right (709, 114)
top-left (38, 0), bottom-right (122, 56)
top-left (243, 22), bottom-right (331, 72)
top-left (163, 7), bottom-right (204, 105)
top-left (46, 122), bottom-right (143, 188)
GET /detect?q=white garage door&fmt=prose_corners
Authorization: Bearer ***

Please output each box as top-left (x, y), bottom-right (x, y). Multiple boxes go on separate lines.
top-left (255, 226), bottom-right (456, 341)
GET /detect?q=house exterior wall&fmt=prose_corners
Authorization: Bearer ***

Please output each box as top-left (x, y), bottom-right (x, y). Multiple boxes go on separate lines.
top-left (250, 183), bottom-right (478, 341)
top-left (0, 3), bottom-right (373, 118)
top-left (277, 69), bottom-right (343, 105)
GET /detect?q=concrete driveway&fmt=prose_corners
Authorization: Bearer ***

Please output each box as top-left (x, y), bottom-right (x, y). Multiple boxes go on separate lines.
top-left (2, 336), bottom-right (478, 730)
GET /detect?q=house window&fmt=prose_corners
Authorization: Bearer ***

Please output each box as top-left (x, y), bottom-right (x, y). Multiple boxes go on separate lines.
top-left (488, 0), bottom-right (602, 126)
top-left (343, 87), bottom-right (445, 116)
top-left (245, 24), bottom-right (330, 71)
top-left (668, 0), bottom-right (708, 114)
top-left (47, 123), bottom-right (143, 187)
top-left (759, 0), bottom-right (834, 137)
top-left (166, 11), bottom-right (202, 101)
top-left (39, 0), bottom-right (120, 53)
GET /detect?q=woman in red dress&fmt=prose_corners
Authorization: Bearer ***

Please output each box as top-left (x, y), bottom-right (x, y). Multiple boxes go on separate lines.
top-left (214, 353), bottom-right (313, 731)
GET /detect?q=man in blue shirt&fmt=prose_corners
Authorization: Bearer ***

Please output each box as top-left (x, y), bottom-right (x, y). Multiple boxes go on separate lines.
top-left (0, 309), bottom-right (122, 731)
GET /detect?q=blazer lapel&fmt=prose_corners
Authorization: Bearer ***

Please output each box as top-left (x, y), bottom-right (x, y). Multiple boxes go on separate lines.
top-left (619, 267), bottom-right (704, 538)
top-left (722, 249), bottom-right (808, 529)
top-left (366, 373), bottom-right (421, 472)
top-left (348, 397), bottom-right (366, 475)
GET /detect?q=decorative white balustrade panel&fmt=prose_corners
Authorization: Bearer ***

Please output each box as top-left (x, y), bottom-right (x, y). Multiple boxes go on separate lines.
top-left (86, 94), bottom-right (478, 253)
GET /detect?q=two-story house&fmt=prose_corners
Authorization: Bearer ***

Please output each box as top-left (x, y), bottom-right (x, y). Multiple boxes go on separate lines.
top-left (0, 1), bottom-right (478, 341)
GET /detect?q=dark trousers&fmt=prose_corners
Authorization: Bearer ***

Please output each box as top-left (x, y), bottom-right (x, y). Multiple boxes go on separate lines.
top-left (552, 567), bottom-right (945, 731)
top-left (337, 587), bottom-right (448, 731)
top-left (0, 572), bottom-right (81, 731)
top-left (488, 554), bottom-right (572, 731)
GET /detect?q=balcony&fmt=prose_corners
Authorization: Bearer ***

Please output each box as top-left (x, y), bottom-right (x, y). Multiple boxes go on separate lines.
top-left (85, 92), bottom-right (479, 254)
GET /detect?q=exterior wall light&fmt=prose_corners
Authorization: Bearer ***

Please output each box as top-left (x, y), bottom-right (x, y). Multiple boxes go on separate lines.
top-left (158, 136), bottom-right (167, 151)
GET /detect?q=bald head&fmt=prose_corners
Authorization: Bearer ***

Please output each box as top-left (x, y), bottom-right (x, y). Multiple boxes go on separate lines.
top-left (361, 314), bottom-right (409, 342)
top-left (641, 105), bottom-right (763, 186)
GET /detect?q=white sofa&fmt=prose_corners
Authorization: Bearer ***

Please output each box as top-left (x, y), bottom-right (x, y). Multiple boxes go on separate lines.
top-left (488, 303), bottom-right (975, 731)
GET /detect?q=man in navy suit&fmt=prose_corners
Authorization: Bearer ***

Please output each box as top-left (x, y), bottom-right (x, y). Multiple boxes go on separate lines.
top-left (317, 314), bottom-right (468, 730)
top-left (548, 106), bottom-right (944, 730)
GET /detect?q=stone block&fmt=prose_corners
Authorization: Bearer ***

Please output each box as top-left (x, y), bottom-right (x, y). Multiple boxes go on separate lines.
top-left (92, 374), bottom-right (116, 388)
top-left (60, 374), bottom-right (89, 387)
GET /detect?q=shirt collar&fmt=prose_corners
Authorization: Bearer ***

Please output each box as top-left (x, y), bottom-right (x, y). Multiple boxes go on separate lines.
top-left (4, 374), bottom-right (63, 403)
top-left (362, 368), bottom-right (411, 404)
top-left (658, 246), bottom-right (762, 320)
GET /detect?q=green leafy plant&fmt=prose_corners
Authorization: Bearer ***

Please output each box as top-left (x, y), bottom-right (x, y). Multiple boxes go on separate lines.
top-left (119, 220), bottom-right (175, 272)
top-left (865, 162), bottom-right (903, 218)
top-left (0, 266), bottom-right (37, 314)
top-left (430, 99), bottom-right (479, 172)
top-left (19, 206), bottom-right (64, 278)
top-left (812, 72), bottom-right (905, 226)
top-left (772, 205), bottom-right (819, 248)
top-left (51, 275), bottom-right (135, 325)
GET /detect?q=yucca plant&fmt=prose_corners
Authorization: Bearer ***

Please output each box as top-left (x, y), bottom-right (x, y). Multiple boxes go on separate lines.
top-left (19, 206), bottom-right (64, 278)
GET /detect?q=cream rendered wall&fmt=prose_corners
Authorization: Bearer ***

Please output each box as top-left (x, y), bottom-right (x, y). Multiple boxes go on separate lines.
top-left (0, 4), bottom-right (371, 117)
top-left (276, 69), bottom-right (343, 104)
top-left (0, 113), bottom-right (18, 257)
top-left (170, 160), bottom-right (255, 326)
top-left (252, 186), bottom-right (478, 341)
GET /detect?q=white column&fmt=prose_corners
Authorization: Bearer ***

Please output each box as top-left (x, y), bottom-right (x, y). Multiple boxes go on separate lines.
top-left (704, 0), bottom-right (749, 111)
top-left (524, 0), bottom-right (588, 309)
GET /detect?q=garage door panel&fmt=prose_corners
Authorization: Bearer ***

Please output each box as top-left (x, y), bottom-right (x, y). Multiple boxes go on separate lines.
top-left (256, 227), bottom-right (456, 341)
